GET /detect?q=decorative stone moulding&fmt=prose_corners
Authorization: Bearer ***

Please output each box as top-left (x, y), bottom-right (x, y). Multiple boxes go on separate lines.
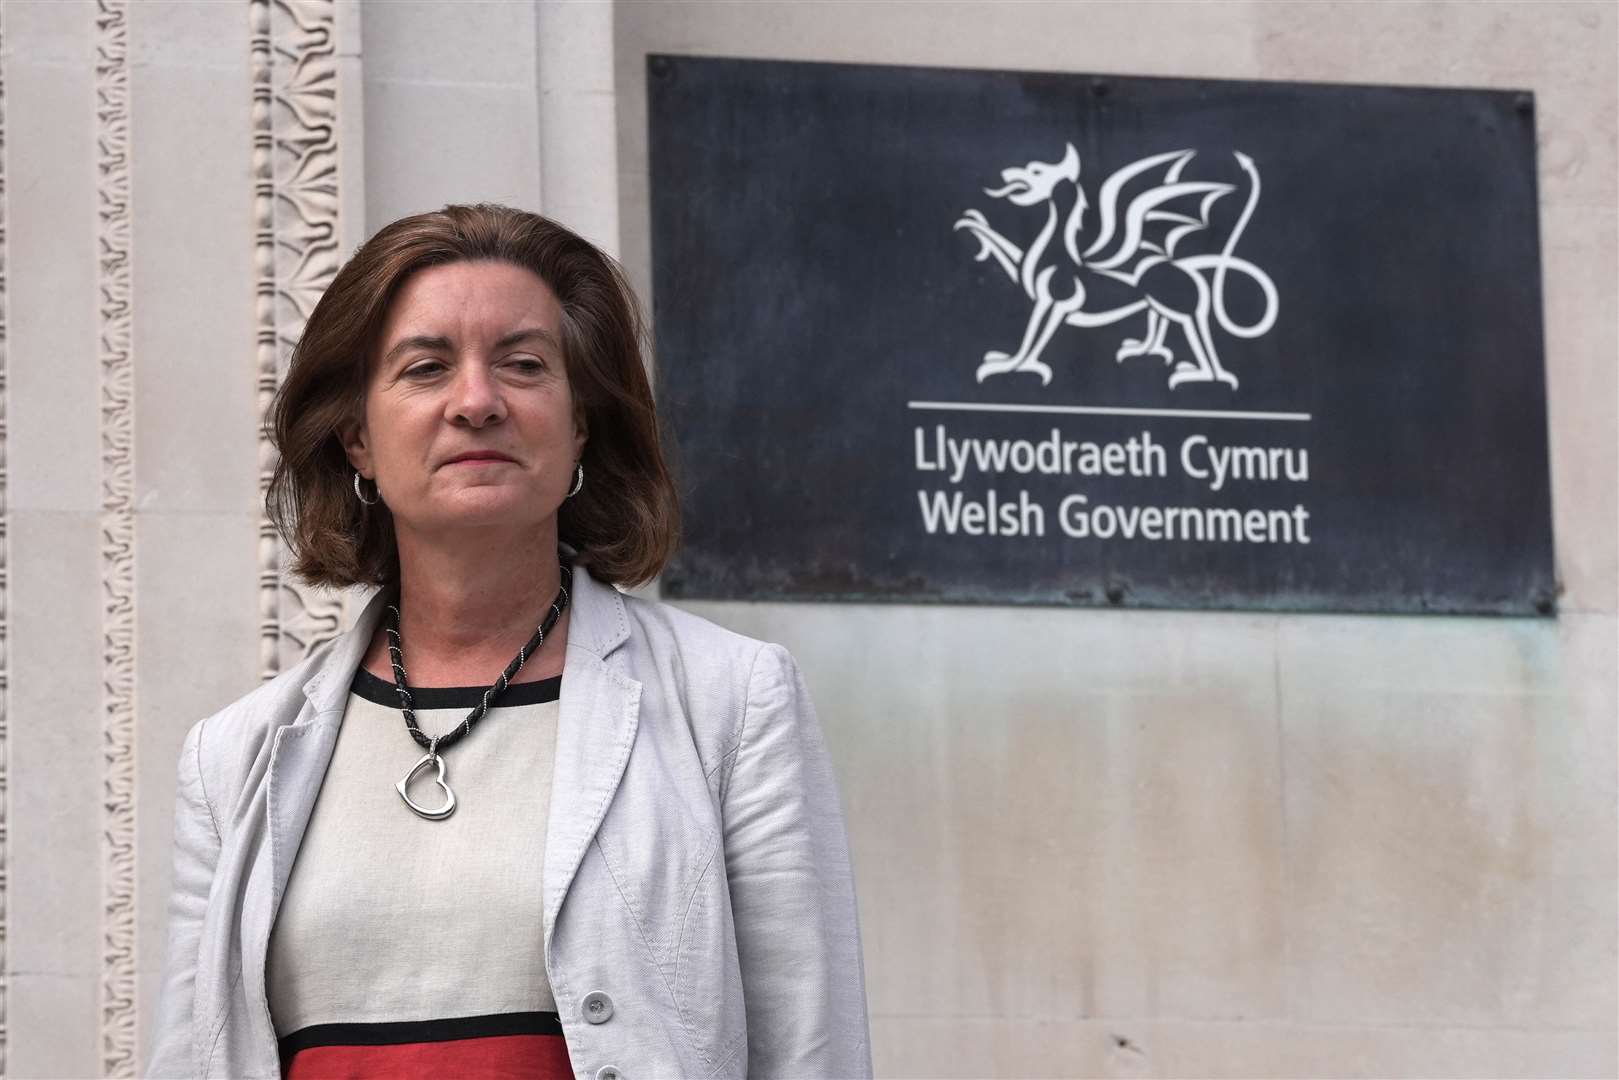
top-left (95, 1), bottom-right (137, 1075)
top-left (252, 0), bottom-right (346, 682)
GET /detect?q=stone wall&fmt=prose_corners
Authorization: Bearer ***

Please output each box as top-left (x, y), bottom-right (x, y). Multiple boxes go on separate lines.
top-left (612, 2), bottom-right (1617, 1076)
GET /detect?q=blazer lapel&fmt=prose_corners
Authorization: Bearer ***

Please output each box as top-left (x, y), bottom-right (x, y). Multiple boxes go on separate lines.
top-left (543, 566), bottom-right (641, 946)
top-left (241, 589), bottom-right (387, 1044)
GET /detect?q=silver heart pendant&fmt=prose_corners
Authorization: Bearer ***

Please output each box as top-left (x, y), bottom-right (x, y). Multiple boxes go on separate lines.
top-left (397, 751), bottom-right (457, 820)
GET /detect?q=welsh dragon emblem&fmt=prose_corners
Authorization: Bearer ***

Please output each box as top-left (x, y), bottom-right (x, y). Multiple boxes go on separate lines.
top-left (954, 144), bottom-right (1279, 389)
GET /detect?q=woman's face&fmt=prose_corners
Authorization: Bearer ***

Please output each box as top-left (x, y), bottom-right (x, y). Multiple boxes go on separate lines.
top-left (341, 260), bottom-right (586, 540)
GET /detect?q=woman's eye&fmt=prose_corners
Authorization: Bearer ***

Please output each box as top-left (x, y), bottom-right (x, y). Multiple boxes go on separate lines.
top-left (507, 356), bottom-right (547, 373)
top-left (404, 360), bottom-right (445, 377)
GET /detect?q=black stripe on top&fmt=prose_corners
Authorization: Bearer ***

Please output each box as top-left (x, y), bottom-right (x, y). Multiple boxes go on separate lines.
top-left (350, 666), bottom-right (562, 710)
top-left (278, 1010), bottom-right (566, 1059)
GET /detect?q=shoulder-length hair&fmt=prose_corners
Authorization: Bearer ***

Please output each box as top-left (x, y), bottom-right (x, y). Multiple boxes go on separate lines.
top-left (266, 203), bottom-right (679, 589)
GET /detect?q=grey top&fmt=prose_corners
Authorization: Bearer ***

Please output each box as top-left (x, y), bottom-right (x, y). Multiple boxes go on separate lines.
top-left (147, 563), bottom-right (872, 1079)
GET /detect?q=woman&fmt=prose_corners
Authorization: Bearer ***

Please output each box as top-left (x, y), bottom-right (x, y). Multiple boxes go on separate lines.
top-left (147, 204), bottom-right (872, 1079)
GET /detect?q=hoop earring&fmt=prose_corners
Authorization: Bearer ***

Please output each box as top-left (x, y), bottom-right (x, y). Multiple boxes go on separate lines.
top-left (353, 472), bottom-right (379, 506)
top-left (566, 462), bottom-right (584, 499)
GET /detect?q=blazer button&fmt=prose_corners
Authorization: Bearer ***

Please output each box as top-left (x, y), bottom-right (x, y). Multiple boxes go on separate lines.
top-left (595, 1067), bottom-right (623, 1080)
top-left (582, 991), bottom-right (614, 1024)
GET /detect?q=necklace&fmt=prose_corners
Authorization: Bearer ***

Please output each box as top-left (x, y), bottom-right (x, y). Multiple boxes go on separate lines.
top-left (385, 560), bottom-right (573, 820)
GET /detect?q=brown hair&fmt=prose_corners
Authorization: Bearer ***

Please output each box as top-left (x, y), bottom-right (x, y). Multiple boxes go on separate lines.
top-left (266, 203), bottom-right (679, 589)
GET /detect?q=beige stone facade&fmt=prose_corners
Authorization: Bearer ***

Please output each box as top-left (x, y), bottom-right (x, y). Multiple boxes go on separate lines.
top-left (0, 1), bottom-right (1613, 1076)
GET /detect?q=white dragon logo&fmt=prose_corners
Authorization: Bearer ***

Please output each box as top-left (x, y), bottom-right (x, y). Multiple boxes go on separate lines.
top-left (954, 143), bottom-right (1279, 389)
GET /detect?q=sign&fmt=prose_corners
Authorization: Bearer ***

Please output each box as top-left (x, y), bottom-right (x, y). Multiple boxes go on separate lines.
top-left (647, 55), bottom-right (1556, 615)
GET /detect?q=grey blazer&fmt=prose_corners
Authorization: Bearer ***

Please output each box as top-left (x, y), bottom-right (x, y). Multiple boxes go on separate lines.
top-left (147, 565), bottom-right (872, 1079)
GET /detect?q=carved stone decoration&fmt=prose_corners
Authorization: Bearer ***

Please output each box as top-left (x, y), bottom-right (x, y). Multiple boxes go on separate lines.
top-left (95, 1), bottom-right (137, 1075)
top-left (251, 0), bottom-right (345, 680)
top-left (0, 3), bottom-right (10, 1073)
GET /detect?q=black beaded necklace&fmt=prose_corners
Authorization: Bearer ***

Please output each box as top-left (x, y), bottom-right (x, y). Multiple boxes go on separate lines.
top-left (385, 559), bottom-right (573, 820)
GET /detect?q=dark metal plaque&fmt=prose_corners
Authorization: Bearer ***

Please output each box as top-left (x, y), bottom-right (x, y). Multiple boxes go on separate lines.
top-left (648, 55), bottom-right (1555, 615)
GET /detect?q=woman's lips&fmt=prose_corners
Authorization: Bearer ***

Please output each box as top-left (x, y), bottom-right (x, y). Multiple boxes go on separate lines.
top-left (444, 453), bottom-right (515, 466)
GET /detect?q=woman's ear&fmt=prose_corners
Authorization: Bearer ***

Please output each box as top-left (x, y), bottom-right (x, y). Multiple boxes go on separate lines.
top-left (339, 418), bottom-right (373, 478)
top-left (572, 407), bottom-right (588, 463)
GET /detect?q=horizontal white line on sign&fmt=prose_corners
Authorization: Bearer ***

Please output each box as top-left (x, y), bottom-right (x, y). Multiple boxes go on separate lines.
top-left (907, 400), bottom-right (1313, 422)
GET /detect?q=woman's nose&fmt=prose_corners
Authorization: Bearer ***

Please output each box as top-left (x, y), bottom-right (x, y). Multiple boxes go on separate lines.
top-left (448, 363), bottom-right (506, 427)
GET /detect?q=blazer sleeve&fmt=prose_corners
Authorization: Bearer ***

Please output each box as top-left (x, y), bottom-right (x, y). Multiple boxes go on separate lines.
top-left (723, 643), bottom-right (873, 1079)
top-left (147, 720), bottom-right (223, 1079)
